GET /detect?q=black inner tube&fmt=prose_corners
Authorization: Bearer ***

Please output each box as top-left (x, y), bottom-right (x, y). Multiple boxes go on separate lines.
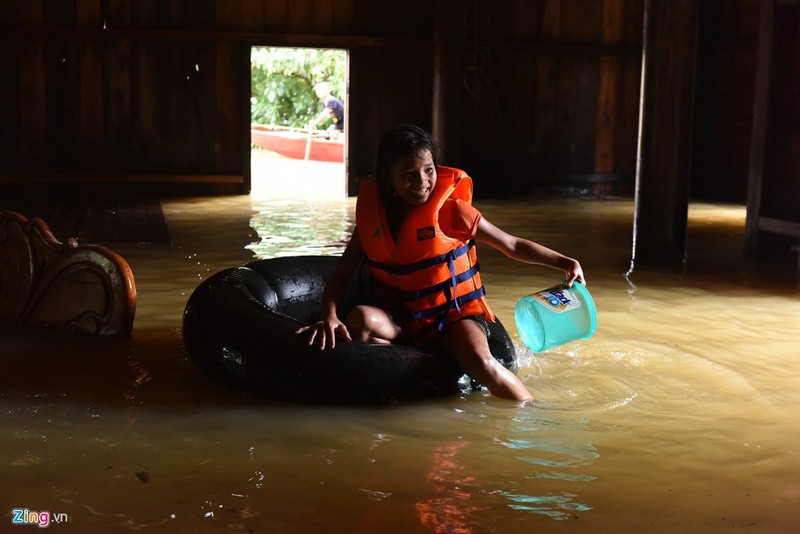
top-left (183, 256), bottom-right (517, 405)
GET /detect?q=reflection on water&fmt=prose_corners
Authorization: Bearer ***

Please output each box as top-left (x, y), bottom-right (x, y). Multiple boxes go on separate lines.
top-left (246, 198), bottom-right (354, 258)
top-left (499, 411), bottom-right (596, 520)
top-left (2, 194), bottom-right (800, 532)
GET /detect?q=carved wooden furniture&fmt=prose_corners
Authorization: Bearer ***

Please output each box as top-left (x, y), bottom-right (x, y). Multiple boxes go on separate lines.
top-left (0, 211), bottom-right (136, 336)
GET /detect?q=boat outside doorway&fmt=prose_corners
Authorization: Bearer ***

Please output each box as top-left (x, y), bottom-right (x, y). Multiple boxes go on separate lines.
top-left (249, 47), bottom-right (348, 200)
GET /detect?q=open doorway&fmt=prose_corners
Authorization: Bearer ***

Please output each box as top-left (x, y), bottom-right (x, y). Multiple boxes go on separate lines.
top-left (249, 46), bottom-right (348, 200)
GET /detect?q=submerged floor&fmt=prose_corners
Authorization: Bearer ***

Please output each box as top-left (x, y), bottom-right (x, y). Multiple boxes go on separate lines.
top-left (2, 190), bottom-right (800, 532)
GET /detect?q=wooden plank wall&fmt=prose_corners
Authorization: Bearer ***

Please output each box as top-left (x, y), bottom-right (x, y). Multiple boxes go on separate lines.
top-left (0, 0), bottom-right (760, 199)
top-left (1, 0), bottom-right (248, 181)
top-left (0, 0), bottom-right (438, 193)
top-left (431, 0), bottom-right (643, 194)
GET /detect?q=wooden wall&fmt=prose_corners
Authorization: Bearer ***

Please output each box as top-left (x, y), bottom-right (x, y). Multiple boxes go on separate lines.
top-left (0, 0), bottom-right (439, 193)
top-left (1, 1), bottom-right (250, 181)
top-left (435, 0), bottom-right (643, 195)
top-left (0, 0), bottom-right (766, 200)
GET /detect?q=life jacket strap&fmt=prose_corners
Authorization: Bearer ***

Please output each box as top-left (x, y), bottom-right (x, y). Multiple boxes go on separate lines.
top-left (412, 286), bottom-right (487, 330)
top-left (366, 240), bottom-right (475, 275)
top-left (401, 263), bottom-right (481, 301)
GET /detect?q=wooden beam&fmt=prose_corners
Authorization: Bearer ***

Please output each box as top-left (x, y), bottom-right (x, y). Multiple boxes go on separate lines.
top-left (0, 24), bottom-right (640, 57)
top-left (759, 216), bottom-right (800, 238)
top-left (0, 174), bottom-right (243, 184)
top-left (1, 24), bottom-right (427, 49)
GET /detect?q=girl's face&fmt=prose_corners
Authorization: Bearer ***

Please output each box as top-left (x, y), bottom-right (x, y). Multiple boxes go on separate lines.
top-left (388, 149), bottom-right (437, 208)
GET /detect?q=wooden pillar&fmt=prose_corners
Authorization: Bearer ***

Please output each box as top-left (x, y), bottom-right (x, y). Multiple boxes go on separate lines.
top-left (631, 0), bottom-right (699, 267)
top-left (240, 43), bottom-right (251, 194)
top-left (744, 0), bottom-right (775, 256)
top-left (432, 0), bottom-right (468, 164)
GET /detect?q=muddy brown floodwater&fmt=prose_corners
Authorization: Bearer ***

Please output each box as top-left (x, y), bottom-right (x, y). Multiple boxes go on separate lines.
top-left (2, 189), bottom-right (799, 532)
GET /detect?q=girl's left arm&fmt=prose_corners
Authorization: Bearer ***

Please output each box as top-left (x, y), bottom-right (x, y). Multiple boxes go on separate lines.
top-left (475, 217), bottom-right (586, 286)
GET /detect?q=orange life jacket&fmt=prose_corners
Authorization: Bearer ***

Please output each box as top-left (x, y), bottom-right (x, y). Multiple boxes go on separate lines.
top-left (355, 166), bottom-right (495, 336)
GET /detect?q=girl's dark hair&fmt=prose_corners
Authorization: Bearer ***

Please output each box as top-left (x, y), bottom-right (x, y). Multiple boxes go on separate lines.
top-left (374, 125), bottom-right (438, 203)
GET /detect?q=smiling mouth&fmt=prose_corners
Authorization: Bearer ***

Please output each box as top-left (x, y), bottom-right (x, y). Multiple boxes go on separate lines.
top-left (411, 187), bottom-right (429, 199)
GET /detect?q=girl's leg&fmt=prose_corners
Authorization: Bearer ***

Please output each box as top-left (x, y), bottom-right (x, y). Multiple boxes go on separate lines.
top-left (345, 305), bottom-right (406, 344)
top-left (442, 320), bottom-right (533, 402)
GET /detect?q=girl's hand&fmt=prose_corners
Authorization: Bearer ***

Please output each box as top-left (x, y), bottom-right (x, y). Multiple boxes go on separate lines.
top-left (294, 318), bottom-right (351, 350)
top-left (562, 258), bottom-right (586, 287)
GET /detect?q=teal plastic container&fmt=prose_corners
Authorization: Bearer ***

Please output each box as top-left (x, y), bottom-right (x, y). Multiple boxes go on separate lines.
top-left (514, 282), bottom-right (597, 352)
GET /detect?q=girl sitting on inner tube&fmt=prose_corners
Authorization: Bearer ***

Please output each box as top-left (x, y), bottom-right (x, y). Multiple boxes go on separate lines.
top-left (295, 125), bottom-right (586, 403)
